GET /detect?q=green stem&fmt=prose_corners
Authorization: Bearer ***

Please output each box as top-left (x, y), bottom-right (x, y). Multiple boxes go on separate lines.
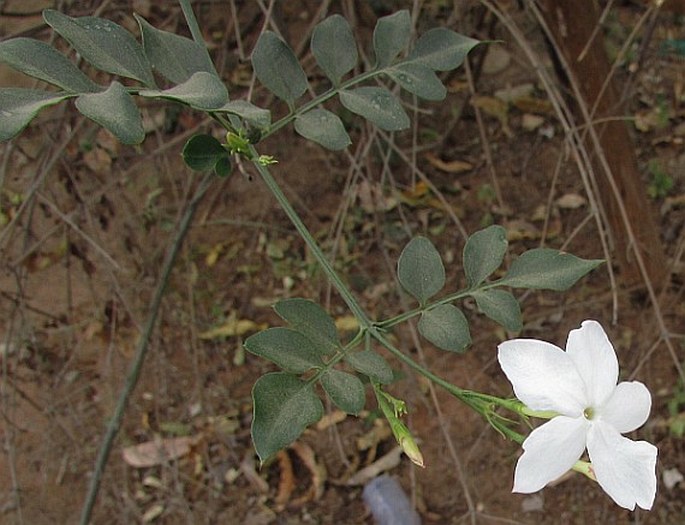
top-left (251, 158), bottom-right (372, 328)
top-left (378, 281), bottom-right (504, 329)
top-left (178, 0), bottom-right (213, 65)
top-left (264, 61), bottom-right (412, 138)
top-left (263, 70), bottom-right (378, 138)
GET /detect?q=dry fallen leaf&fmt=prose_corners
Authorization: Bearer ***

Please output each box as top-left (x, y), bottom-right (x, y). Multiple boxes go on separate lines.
top-left (273, 443), bottom-right (326, 510)
top-left (142, 503), bottom-right (164, 523)
top-left (335, 315), bottom-right (359, 332)
top-left (521, 113), bottom-right (545, 131)
top-left (356, 180), bottom-right (397, 213)
top-left (290, 442), bottom-right (326, 503)
top-left (205, 242), bottom-right (225, 267)
top-left (482, 45), bottom-right (511, 75)
top-left (471, 95), bottom-right (512, 136)
top-left (505, 219), bottom-right (541, 241)
top-left (199, 319), bottom-right (267, 339)
top-left (494, 83), bottom-right (535, 103)
top-left (634, 109), bottom-right (663, 132)
top-left (402, 180), bottom-right (429, 200)
top-left (356, 420), bottom-right (393, 452)
top-left (316, 410), bottom-right (348, 431)
top-left (346, 447), bottom-right (403, 486)
top-left (424, 152), bottom-right (473, 173)
top-left (512, 96), bottom-right (554, 115)
top-left (122, 436), bottom-right (197, 468)
top-left (556, 193), bottom-right (587, 209)
top-left (275, 450), bottom-right (295, 510)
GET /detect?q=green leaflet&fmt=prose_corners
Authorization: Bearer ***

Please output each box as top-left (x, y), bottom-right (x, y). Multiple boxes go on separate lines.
top-left (251, 372), bottom-right (323, 464)
top-left (75, 82), bottom-right (144, 144)
top-left (0, 37), bottom-right (100, 93)
top-left (499, 249), bottom-right (603, 291)
top-left (294, 109), bottom-right (351, 151)
top-left (0, 88), bottom-right (71, 142)
top-left (418, 304), bottom-right (471, 353)
top-left (397, 236), bottom-right (445, 305)
top-left (252, 31), bottom-right (307, 106)
top-left (311, 15), bottom-right (357, 86)
top-left (339, 87), bottom-right (410, 131)
top-left (44, 9), bottom-right (155, 87)
top-left (463, 225), bottom-right (508, 288)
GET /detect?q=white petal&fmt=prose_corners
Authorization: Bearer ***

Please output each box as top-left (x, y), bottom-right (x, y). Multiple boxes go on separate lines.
top-left (566, 320), bottom-right (618, 406)
top-left (587, 421), bottom-right (658, 511)
top-left (600, 381), bottom-right (652, 433)
top-left (498, 339), bottom-right (587, 416)
top-left (513, 416), bottom-right (588, 493)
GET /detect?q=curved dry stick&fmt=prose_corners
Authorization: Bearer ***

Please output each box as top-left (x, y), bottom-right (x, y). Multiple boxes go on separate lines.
top-left (79, 171), bottom-right (214, 525)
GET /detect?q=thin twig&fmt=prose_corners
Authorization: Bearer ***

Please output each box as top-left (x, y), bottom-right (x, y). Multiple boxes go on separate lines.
top-left (78, 171), bottom-right (214, 525)
top-left (377, 129), bottom-right (468, 240)
top-left (528, 1), bottom-right (685, 384)
top-left (479, 0), bottom-right (619, 321)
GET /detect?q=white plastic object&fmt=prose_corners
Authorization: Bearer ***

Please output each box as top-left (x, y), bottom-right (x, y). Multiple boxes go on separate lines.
top-left (362, 475), bottom-right (422, 525)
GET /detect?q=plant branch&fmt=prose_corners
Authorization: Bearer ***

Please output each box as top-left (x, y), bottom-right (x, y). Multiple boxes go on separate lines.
top-left (377, 281), bottom-right (503, 329)
top-left (178, 0), bottom-right (214, 66)
top-left (79, 171), bottom-right (214, 525)
top-left (251, 156), bottom-right (528, 442)
top-left (263, 68), bottom-right (379, 137)
top-left (251, 157), bottom-right (372, 327)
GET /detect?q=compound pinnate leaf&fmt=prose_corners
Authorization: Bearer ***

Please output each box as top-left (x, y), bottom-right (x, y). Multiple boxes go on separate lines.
top-left (471, 289), bottom-right (522, 332)
top-left (0, 88), bottom-right (70, 142)
top-left (339, 87), bottom-right (409, 131)
top-left (75, 82), bottom-right (144, 144)
top-left (0, 38), bottom-right (99, 93)
top-left (139, 71), bottom-right (228, 110)
top-left (499, 249), bottom-right (603, 291)
top-left (397, 236), bottom-right (445, 305)
top-left (463, 225), bottom-right (508, 288)
top-left (386, 63), bottom-right (446, 101)
top-left (182, 134), bottom-right (230, 176)
top-left (251, 372), bottom-right (323, 464)
top-left (406, 28), bottom-right (479, 71)
top-left (320, 369), bottom-right (365, 415)
top-left (294, 108), bottom-right (351, 151)
top-left (44, 10), bottom-right (155, 87)
top-left (252, 31), bottom-right (307, 106)
top-left (311, 15), bottom-right (357, 86)
top-left (418, 304), bottom-right (471, 353)
top-left (344, 349), bottom-right (393, 384)
top-left (244, 327), bottom-right (324, 373)
top-left (274, 298), bottom-right (339, 355)
top-left (135, 14), bottom-right (217, 85)
top-left (373, 10), bottom-right (411, 68)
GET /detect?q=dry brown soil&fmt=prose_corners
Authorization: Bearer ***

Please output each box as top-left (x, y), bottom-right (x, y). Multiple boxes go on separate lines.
top-left (1, 1), bottom-right (684, 524)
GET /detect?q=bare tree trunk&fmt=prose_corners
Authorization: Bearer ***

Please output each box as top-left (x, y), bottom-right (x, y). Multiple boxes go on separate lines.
top-left (539, 0), bottom-right (667, 288)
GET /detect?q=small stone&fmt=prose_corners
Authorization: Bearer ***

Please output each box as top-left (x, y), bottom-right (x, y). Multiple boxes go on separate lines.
top-left (521, 493), bottom-right (544, 512)
top-left (521, 113), bottom-right (545, 131)
top-left (663, 468), bottom-right (684, 490)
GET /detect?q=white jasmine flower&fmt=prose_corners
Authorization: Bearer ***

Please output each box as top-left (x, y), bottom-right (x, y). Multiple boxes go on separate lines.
top-left (498, 320), bottom-right (657, 510)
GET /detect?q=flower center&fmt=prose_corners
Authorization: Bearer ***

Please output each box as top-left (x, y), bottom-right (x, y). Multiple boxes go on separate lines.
top-left (583, 407), bottom-right (595, 420)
